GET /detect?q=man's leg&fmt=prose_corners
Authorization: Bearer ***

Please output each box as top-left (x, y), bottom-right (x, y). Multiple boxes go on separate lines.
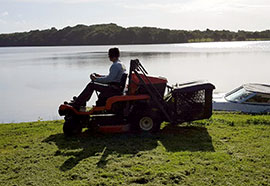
top-left (74, 82), bottom-right (110, 106)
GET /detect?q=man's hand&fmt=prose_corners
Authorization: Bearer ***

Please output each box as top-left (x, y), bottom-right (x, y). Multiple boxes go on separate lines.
top-left (90, 73), bottom-right (96, 81)
top-left (94, 73), bottom-right (102, 77)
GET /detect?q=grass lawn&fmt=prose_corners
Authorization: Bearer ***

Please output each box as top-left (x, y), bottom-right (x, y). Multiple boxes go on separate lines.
top-left (0, 113), bottom-right (270, 186)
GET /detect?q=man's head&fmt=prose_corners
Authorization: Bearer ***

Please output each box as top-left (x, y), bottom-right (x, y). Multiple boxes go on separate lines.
top-left (108, 48), bottom-right (120, 62)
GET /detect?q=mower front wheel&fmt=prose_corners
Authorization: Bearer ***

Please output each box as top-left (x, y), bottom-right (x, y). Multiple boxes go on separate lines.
top-left (63, 115), bottom-right (82, 137)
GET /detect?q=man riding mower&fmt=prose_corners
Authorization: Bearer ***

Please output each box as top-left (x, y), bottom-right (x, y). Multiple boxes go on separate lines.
top-left (58, 58), bottom-right (215, 136)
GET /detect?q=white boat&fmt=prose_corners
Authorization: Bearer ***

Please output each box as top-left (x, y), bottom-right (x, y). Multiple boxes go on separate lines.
top-left (213, 83), bottom-right (270, 113)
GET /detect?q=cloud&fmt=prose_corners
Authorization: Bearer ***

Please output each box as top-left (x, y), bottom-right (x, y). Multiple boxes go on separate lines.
top-left (121, 0), bottom-right (270, 14)
top-left (0, 19), bottom-right (7, 24)
top-left (0, 11), bottom-right (8, 25)
top-left (6, 0), bottom-right (116, 3)
top-left (1, 11), bottom-right (9, 17)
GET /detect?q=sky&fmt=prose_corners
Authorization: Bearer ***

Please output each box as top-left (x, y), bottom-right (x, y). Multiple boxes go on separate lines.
top-left (0, 0), bottom-right (270, 34)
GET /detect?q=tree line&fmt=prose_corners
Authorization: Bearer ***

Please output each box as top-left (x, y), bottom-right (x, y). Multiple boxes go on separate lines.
top-left (0, 23), bottom-right (269, 46)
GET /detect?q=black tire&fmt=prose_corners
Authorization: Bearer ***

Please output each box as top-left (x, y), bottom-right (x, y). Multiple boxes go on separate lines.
top-left (131, 111), bottom-right (162, 133)
top-left (63, 115), bottom-right (82, 137)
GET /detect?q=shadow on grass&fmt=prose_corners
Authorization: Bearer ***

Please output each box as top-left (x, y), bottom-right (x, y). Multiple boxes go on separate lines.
top-left (43, 124), bottom-right (214, 171)
top-left (159, 125), bottom-right (214, 152)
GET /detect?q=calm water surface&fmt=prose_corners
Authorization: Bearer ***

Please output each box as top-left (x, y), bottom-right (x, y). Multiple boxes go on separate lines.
top-left (0, 41), bottom-right (269, 123)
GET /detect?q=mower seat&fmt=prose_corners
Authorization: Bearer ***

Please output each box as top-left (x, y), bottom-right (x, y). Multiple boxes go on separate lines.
top-left (96, 73), bottom-right (128, 106)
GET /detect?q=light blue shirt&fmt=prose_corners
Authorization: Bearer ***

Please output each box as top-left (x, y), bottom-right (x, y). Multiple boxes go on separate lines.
top-left (95, 60), bottom-right (126, 84)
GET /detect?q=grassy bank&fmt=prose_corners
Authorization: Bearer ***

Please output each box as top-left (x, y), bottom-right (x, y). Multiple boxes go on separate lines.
top-left (0, 113), bottom-right (270, 185)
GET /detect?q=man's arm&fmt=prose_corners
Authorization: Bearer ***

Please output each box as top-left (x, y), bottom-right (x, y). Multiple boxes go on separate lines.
top-left (94, 64), bottom-right (120, 84)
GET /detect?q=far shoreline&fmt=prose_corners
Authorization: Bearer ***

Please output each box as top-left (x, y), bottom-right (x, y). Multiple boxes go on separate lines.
top-left (1, 23), bottom-right (270, 47)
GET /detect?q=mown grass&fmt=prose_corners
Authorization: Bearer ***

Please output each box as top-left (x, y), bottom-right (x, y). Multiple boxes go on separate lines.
top-left (0, 113), bottom-right (270, 186)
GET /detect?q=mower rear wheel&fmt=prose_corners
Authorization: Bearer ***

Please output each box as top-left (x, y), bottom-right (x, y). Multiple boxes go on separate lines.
top-left (132, 112), bottom-right (161, 133)
top-left (139, 116), bottom-right (154, 131)
top-left (63, 116), bottom-right (82, 137)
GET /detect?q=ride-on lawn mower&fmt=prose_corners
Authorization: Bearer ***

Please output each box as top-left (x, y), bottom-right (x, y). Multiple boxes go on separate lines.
top-left (58, 59), bottom-right (215, 136)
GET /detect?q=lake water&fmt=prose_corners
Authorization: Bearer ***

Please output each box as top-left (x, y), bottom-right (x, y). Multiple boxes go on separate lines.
top-left (0, 41), bottom-right (269, 123)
